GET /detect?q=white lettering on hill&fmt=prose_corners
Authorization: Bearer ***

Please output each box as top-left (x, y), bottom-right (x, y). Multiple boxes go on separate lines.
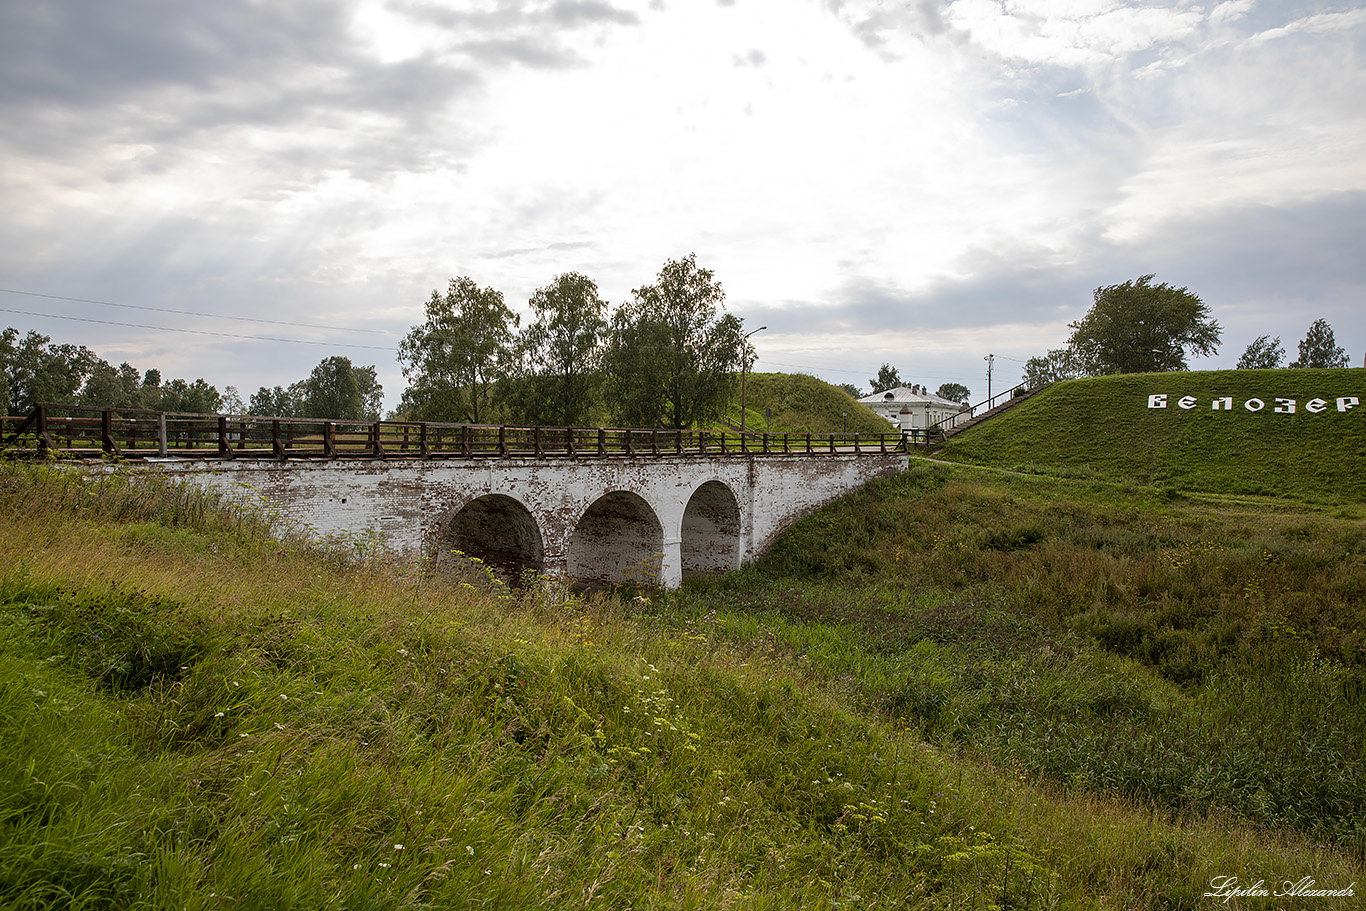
top-left (1146, 396), bottom-right (1358, 412)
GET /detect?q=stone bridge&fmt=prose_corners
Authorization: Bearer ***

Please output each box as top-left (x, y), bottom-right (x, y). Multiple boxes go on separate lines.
top-left (2, 406), bottom-right (908, 587)
top-left (138, 453), bottom-right (905, 587)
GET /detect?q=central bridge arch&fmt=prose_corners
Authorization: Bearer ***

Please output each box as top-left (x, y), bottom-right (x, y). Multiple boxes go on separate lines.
top-left (568, 491), bottom-right (664, 586)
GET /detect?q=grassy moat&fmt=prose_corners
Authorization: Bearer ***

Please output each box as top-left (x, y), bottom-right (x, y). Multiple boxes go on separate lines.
top-left (2, 371), bottom-right (1363, 908)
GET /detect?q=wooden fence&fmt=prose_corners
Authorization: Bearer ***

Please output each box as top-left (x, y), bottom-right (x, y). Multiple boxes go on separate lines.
top-left (1, 405), bottom-right (910, 461)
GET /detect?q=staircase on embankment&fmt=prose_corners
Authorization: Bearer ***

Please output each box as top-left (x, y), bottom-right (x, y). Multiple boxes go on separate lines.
top-left (925, 382), bottom-right (1050, 452)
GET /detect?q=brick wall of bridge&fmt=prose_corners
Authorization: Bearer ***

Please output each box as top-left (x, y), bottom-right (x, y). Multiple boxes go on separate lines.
top-left (126, 453), bottom-right (905, 586)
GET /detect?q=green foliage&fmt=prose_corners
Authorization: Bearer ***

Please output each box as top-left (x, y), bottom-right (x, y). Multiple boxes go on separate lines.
top-left (935, 383), bottom-right (971, 405)
top-left (727, 373), bottom-right (889, 435)
top-left (689, 461), bottom-right (1366, 851)
top-left (935, 370), bottom-right (1366, 503)
top-left (1067, 274), bottom-right (1221, 374)
top-left (1236, 334), bottom-right (1286, 369)
top-left (1021, 346), bottom-right (1083, 386)
top-left (1, 326), bottom-right (224, 416)
top-left (7, 460), bottom-right (1355, 908)
top-left (506, 272), bottom-right (608, 427)
top-left (1291, 318), bottom-right (1350, 369)
top-left (602, 254), bottom-right (745, 430)
top-left (869, 363), bottom-right (902, 394)
top-left (295, 355), bottom-right (383, 420)
top-left (399, 277), bottom-right (520, 423)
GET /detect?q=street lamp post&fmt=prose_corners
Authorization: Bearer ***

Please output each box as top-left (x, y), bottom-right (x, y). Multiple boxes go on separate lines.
top-left (740, 326), bottom-right (768, 436)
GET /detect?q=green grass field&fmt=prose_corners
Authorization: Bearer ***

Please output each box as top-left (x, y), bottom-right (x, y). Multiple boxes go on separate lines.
top-left (933, 369), bottom-right (1366, 503)
top-left (2, 370), bottom-right (1364, 908)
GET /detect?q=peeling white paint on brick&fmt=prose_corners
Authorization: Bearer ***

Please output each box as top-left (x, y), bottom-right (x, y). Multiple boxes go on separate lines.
top-left (121, 454), bottom-right (905, 587)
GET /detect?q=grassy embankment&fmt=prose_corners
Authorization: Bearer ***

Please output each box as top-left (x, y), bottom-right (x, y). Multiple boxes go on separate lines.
top-left (932, 369), bottom-right (1366, 503)
top-left (2, 369), bottom-right (1363, 908)
top-left (718, 372), bottom-right (889, 436)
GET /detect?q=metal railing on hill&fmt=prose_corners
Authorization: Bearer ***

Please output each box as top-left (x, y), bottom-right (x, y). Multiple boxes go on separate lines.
top-left (0, 404), bottom-right (911, 461)
top-left (917, 380), bottom-right (1042, 445)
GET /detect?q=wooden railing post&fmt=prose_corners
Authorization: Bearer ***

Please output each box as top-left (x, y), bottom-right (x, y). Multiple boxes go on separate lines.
top-left (498, 425), bottom-right (507, 458)
top-left (101, 409), bottom-right (120, 456)
top-left (597, 428), bottom-right (606, 457)
top-left (272, 419), bottom-right (285, 459)
top-left (373, 421), bottom-right (385, 459)
top-left (157, 413), bottom-right (168, 456)
top-left (217, 416), bottom-right (233, 459)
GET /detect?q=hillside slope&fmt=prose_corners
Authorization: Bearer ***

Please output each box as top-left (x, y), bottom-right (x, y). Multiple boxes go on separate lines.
top-left (721, 372), bottom-right (888, 435)
top-left (933, 369), bottom-right (1366, 502)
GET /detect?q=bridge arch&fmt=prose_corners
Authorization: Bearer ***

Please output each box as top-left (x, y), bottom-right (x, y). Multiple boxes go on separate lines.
top-left (681, 480), bottom-right (741, 579)
top-left (568, 491), bottom-right (663, 587)
top-left (440, 493), bottom-right (543, 583)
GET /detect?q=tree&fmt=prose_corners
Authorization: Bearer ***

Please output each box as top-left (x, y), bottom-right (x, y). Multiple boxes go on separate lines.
top-left (156, 378), bottom-right (222, 414)
top-left (1066, 275), bottom-right (1220, 374)
top-left (398, 277), bottom-right (519, 423)
top-left (869, 363), bottom-right (902, 393)
top-left (602, 254), bottom-right (746, 429)
top-left (936, 382), bottom-right (971, 404)
top-left (837, 383), bottom-right (863, 398)
top-left (1022, 347), bottom-right (1083, 386)
top-left (77, 360), bottom-right (144, 411)
top-left (1290, 319), bottom-right (1349, 369)
top-left (1236, 335), bottom-right (1286, 369)
top-left (1, 328), bottom-right (101, 414)
top-left (508, 272), bottom-right (607, 427)
top-left (249, 385), bottom-right (298, 417)
top-left (296, 356), bottom-right (383, 420)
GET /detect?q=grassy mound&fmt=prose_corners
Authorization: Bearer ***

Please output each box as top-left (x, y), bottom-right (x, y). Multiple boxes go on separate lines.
top-left (933, 369), bottom-right (1366, 503)
top-left (722, 372), bottom-right (888, 435)
top-left (3, 462), bottom-right (1360, 908)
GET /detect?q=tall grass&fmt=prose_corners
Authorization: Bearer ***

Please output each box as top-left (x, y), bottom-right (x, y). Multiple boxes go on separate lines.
top-left (1, 459), bottom-right (1360, 908)
top-left (668, 462), bottom-right (1366, 856)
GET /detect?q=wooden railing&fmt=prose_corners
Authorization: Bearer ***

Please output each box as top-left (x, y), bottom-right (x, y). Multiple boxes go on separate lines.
top-left (917, 380), bottom-right (1042, 444)
top-left (1, 405), bottom-right (910, 461)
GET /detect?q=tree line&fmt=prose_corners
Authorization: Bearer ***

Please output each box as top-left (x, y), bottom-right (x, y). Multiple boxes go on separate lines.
top-left (1022, 275), bottom-right (1354, 385)
top-left (397, 254), bottom-right (748, 429)
top-left (2, 325), bottom-right (387, 422)
top-left (2, 254), bottom-right (752, 429)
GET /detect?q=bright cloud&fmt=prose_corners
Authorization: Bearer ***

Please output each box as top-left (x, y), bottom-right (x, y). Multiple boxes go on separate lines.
top-left (0, 0), bottom-right (1362, 403)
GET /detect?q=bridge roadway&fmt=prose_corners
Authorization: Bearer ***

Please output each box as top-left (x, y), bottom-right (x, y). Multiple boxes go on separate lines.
top-left (4, 407), bottom-right (909, 587)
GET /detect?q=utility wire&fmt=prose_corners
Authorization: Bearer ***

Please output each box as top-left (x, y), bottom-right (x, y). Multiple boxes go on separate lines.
top-left (0, 287), bottom-right (390, 335)
top-left (0, 307), bottom-right (397, 352)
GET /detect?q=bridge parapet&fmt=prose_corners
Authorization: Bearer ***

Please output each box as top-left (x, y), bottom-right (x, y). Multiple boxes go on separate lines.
top-left (2, 404), bottom-right (908, 461)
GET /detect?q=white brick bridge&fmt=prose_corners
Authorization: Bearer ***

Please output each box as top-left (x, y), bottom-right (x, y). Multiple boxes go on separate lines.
top-left (3, 407), bottom-right (908, 587)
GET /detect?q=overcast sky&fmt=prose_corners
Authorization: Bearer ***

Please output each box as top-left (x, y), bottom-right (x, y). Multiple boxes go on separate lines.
top-left (2, 0), bottom-right (1363, 412)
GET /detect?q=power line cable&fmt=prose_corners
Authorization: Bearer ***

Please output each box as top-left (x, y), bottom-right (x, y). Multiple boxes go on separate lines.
top-left (0, 287), bottom-right (390, 335)
top-left (0, 307), bottom-right (396, 352)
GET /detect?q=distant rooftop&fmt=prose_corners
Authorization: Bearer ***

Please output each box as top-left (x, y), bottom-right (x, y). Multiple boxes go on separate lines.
top-left (857, 385), bottom-right (960, 406)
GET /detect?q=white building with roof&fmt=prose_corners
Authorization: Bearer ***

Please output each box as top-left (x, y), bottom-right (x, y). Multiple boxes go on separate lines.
top-left (858, 385), bottom-right (966, 431)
